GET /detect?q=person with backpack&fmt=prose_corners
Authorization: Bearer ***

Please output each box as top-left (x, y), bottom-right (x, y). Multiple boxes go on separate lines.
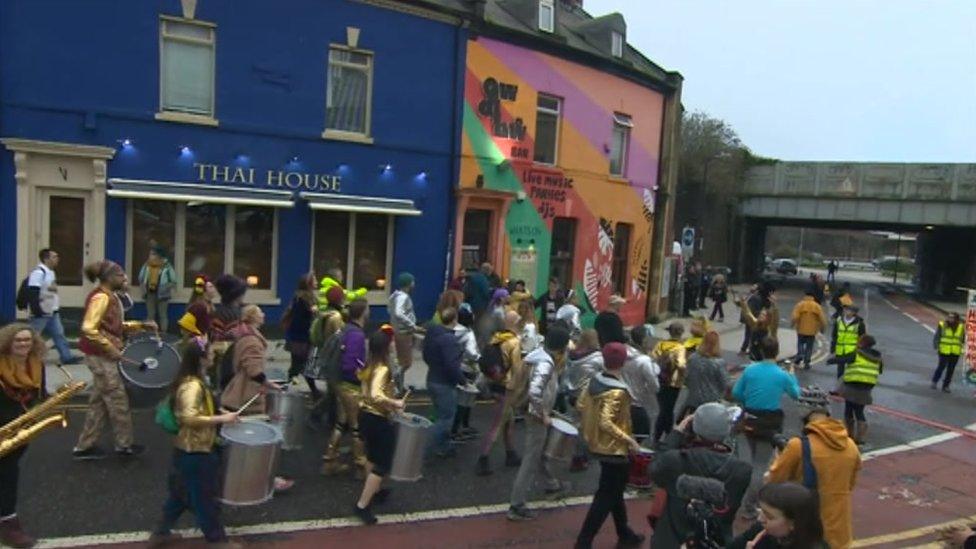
top-left (306, 286), bottom-right (346, 433)
top-left (20, 248), bottom-right (81, 365)
top-left (766, 387), bottom-right (861, 549)
top-left (650, 322), bottom-right (687, 442)
top-left (574, 342), bottom-right (645, 549)
top-left (138, 246), bottom-right (177, 333)
top-left (209, 274), bottom-right (248, 388)
top-left (507, 326), bottom-right (572, 520)
top-left (323, 298), bottom-right (370, 477)
top-left (476, 310), bottom-right (523, 476)
top-left (423, 307), bottom-right (465, 459)
top-left (648, 403), bottom-right (753, 549)
top-left (148, 339), bottom-right (242, 549)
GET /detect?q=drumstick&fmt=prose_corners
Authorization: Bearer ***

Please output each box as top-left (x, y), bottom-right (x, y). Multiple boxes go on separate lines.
top-left (237, 392), bottom-right (263, 414)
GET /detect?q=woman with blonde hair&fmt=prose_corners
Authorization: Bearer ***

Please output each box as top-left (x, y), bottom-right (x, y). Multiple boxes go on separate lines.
top-left (0, 324), bottom-right (46, 548)
top-left (681, 330), bottom-right (730, 419)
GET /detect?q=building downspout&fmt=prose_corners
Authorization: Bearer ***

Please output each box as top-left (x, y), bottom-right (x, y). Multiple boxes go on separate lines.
top-left (444, 19), bottom-right (468, 290)
top-left (646, 75), bottom-right (683, 321)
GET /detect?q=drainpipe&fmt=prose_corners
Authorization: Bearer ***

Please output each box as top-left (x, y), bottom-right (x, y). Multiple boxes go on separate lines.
top-left (444, 18), bottom-right (468, 290)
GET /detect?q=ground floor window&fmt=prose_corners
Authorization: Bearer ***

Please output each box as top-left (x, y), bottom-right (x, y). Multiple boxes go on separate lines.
top-left (127, 199), bottom-right (279, 301)
top-left (312, 210), bottom-right (393, 302)
top-left (550, 217), bottom-right (577, 290)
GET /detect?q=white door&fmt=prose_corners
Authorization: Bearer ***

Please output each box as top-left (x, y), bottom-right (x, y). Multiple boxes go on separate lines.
top-left (38, 189), bottom-right (93, 307)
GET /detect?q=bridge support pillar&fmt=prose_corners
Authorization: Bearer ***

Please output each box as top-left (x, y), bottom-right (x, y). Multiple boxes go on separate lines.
top-left (736, 219), bottom-right (766, 283)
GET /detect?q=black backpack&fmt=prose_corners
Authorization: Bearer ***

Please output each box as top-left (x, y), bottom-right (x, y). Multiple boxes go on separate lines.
top-left (478, 341), bottom-right (506, 383)
top-left (305, 327), bottom-right (346, 384)
top-left (15, 268), bottom-right (40, 310)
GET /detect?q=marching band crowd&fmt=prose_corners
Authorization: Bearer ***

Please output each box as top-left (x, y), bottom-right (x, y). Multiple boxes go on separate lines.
top-left (0, 251), bottom-right (973, 549)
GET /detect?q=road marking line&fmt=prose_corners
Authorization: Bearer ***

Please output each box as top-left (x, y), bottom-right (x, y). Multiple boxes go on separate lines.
top-left (852, 512), bottom-right (976, 547)
top-left (861, 428), bottom-right (970, 461)
top-left (36, 495), bottom-right (606, 547)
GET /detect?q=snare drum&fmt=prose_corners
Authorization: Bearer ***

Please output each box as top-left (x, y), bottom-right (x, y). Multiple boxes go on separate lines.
top-left (219, 420), bottom-right (282, 506)
top-left (544, 418), bottom-right (579, 461)
top-left (389, 413), bottom-right (432, 482)
top-left (626, 447), bottom-right (655, 489)
top-left (118, 338), bottom-right (181, 408)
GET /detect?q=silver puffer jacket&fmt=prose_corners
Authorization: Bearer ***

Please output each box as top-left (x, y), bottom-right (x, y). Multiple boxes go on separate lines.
top-left (387, 290), bottom-right (417, 334)
top-left (524, 347), bottom-right (562, 420)
top-left (563, 350), bottom-right (604, 395)
top-left (620, 346), bottom-right (660, 414)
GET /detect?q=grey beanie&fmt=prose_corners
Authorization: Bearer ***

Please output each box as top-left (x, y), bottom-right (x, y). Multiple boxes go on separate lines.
top-left (693, 402), bottom-right (732, 442)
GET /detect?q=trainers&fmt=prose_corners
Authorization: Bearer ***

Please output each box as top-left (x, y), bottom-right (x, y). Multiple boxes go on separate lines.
top-left (942, 387), bottom-right (952, 393)
top-left (506, 505), bottom-right (537, 521)
top-left (617, 531), bottom-right (646, 548)
top-left (504, 451), bottom-right (522, 467)
top-left (72, 447), bottom-right (107, 461)
top-left (115, 444), bottom-right (145, 457)
top-left (353, 503), bottom-right (378, 525)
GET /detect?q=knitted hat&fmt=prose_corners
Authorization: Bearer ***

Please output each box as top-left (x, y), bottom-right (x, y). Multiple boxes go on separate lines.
top-left (693, 403), bottom-right (732, 442)
top-left (602, 342), bottom-right (628, 370)
top-left (396, 272), bottom-right (415, 289)
top-left (193, 274), bottom-right (210, 295)
top-left (177, 311), bottom-right (202, 336)
top-left (491, 288), bottom-right (509, 303)
top-left (798, 386), bottom-right (831, 419)
top-left (545, 326), bottom-right (571, 352)
top-left (325, 286), bottom-right (345, 307)
top-left (215, 274), bottom-right (247, 304)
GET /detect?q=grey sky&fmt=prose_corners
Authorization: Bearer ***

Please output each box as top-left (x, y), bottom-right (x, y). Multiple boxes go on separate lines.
top-left (584, 0), bottom-right (976, 162)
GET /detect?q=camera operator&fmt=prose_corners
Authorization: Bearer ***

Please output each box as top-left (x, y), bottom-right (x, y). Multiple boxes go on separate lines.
top-left (649, 403), bottom-right (752, 548)
top-left (766, 387), bottom-right (861, 549)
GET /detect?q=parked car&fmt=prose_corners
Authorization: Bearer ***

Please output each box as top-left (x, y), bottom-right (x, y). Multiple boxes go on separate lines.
top-left (770, 258), bottom-right (799, 275)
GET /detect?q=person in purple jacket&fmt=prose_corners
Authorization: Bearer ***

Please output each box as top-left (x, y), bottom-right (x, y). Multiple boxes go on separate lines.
top-left (324, 298), bottom-right (369, 478)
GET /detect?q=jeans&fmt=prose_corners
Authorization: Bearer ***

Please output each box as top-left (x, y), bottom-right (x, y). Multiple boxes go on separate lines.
top-left (933, 354), bottom-right (960, 388)
top-left (710, 301), bottom-right (725, 320)
top-left (427, 381), bottom-right (457, 454)
top-left (510, 417), bottom-right (558, 508)
top-left (738, 434), bottom-right (777, 520)
top-left (156, 450), bottom-right (226, 542)
top-left (654, 386), bottom-right (680, 442)
top-left (145, 292), bottom-right (169, 333)
top-left (576, 460), bottom-right (632, 545)
top-left (796, 334), bottom-right (816, 366)
top-left (29, 312), bottom-right (74, 363)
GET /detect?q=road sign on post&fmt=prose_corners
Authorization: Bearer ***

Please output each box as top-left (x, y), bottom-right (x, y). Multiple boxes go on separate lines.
top-left (681, 226), bottom-right (695, 260)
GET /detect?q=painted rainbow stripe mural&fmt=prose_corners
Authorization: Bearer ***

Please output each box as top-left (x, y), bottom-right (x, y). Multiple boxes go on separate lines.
top-left (459, 37), bottom-right (665, 326)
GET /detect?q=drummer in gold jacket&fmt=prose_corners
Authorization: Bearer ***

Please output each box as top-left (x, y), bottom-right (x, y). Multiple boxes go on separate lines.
top-left (574, 342), bottom-right (645, 549)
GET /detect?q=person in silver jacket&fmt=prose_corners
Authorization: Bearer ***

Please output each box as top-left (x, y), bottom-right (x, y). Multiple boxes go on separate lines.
top-left (622, 325), bottom-right (661, 445)
top-left (388, 272), bottom-right (420, 385)
top-left (507, 327), bottom-right (571, 521)
top-left (452, 305), bottom-right (481, 439)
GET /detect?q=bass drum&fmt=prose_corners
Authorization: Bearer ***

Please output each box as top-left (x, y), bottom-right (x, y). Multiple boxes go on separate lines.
top-left (118, 338), bottom-right (181, 408)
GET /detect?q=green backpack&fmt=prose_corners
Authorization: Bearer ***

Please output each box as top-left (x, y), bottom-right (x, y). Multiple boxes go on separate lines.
top-left (154, 397), bottom-right (179, 435)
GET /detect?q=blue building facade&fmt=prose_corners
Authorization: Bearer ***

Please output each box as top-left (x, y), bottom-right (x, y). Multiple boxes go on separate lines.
top-left (0, 0), bottom-right (466, 324)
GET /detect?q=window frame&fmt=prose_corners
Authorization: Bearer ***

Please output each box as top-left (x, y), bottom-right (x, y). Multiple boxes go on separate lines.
top-left (157, 15), bottom-right (218, 126)
top-left (125, 199), bottom-right (280, 304)
top-left (611, 31), bottom-right (624, 58)
top-left (612, 222), bottom-right (632, 295)
top-left (538, 0), bottom-right (555, 33)
top-left (309, 211), bottom-right (395, 306)
top-left (323, 43), bottom-right (375, 144)
top-left (533, 93), bottom-right (562, 166)
top-left (610, 112), bottom-right (633, 177)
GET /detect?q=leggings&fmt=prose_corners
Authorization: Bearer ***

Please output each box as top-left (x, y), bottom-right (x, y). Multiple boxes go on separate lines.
top-left (478, 391), bottom-right (514, 456)
top-left (844, 401), bottom-right (866, 421)
top-left (653, 386), bottom-right (681, 441)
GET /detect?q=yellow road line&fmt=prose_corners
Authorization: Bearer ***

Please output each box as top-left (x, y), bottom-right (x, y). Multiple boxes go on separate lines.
top-left (853, 513), bottom-right (976, 547)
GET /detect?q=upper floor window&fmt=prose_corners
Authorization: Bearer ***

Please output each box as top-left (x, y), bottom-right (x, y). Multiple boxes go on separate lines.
top-left (159, 17), bottom-right (216, 120)
top-left (610, 113), bottom-right (632, 176)
top-left (534, 94), bottom-right (561, 165)
top-left (539, 0), bottom-right (555, 33)
top-left (325, 46), bottom-right (374, 141)
top-left (611, 31), bottom-right (624, 58)
top-left (612, 222), bottom-right (631, 294)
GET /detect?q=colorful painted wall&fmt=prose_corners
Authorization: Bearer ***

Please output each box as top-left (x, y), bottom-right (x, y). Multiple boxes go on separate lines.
top-left (459, 37), bottom-right (665, 325)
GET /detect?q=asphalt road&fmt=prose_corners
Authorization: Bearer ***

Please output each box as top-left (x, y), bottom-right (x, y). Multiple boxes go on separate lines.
top-left (8, 272), bottom-right (975, 546)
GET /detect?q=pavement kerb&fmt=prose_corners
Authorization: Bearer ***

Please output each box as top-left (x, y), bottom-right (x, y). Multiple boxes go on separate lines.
top-left (873, 282), bottom-right (967, 317)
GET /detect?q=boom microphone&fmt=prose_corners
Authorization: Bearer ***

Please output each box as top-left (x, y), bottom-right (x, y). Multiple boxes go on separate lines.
top-left (676, 474), bottom-right (727, 507)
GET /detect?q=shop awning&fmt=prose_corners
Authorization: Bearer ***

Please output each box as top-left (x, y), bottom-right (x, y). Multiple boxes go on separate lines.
top-left (107, 179), bottom-right (295, 208)
top-left (300, 192), bottom-right (422, 216)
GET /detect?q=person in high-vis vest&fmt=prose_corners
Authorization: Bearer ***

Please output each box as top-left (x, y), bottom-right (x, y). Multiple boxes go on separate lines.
top-left (931, 313), bottom-right (965, 393)
top-left (830, 305), bottom-right (865, 378)
top-left (839, 335), bottom-right (882, 445)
